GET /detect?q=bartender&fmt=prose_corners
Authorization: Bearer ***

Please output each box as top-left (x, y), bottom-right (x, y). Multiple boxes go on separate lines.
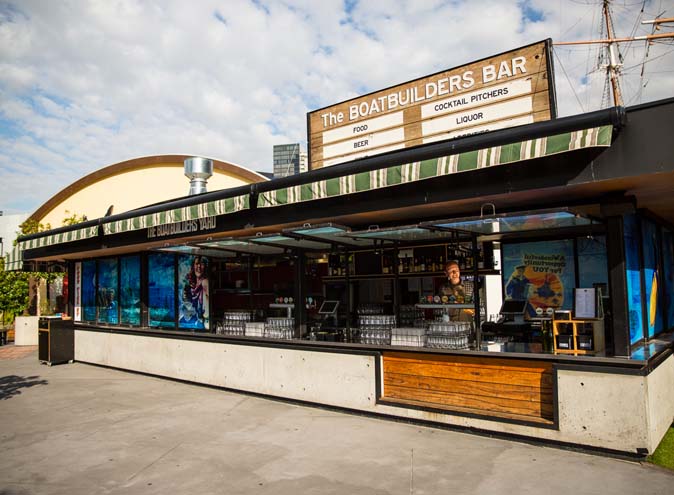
top-left (439, 260), bottom-right (474, 322)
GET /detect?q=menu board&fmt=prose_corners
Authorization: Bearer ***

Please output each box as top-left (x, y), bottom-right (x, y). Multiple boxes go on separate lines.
top-left (574, 288), bottom-right (596, 319)
top-left (307, 40), bottom-right (556, 169)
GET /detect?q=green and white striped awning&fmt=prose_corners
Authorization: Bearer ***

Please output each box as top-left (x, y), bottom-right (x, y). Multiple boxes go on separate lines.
top-left (103, 194), bottom-right (249, 235)
top-left (3, 244), bottom-right (24, 272)
top-left (19, 225), bottom-right (100, 250)
top-left (2, 225), bottom-right (100, 271)
top-left (259, 125), bottom-right (613, 208)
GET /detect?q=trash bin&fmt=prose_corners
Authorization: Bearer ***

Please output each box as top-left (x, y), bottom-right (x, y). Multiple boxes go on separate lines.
top-left (38, 317), bottom-right (74, 366)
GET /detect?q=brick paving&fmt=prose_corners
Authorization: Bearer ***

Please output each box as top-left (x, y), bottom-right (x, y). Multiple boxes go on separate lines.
top-left (0, 345), bottom-right (38, 360)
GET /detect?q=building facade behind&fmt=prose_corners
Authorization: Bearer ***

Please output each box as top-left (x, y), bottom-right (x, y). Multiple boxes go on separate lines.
top-left (0, 212), bottom-right (29, 258)
top-left (273, 144), bottom-right (307, 178)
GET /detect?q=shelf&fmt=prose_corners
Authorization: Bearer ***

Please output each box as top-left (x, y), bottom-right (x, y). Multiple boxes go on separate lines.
top-left (323, 270), bottom-right (498, 281)
top-left (323, 274), bottom-right (390, 281)
top-left (214, 289), bottom-right (274, 295)
top-left (415, 304), bottom-right (474, 310)
top-left (552, 319), bottom-right (605, 355)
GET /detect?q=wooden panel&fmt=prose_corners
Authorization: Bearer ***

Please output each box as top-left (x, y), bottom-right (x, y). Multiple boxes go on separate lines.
top-left (308, 41), bottom-right (554, 169)
top-left (382, 351), bottom-right (554, 421)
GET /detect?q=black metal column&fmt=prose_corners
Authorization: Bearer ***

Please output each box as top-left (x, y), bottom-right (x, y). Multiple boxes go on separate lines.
top-left (606, 216), bottom-right (630, 357)
top-left (472, 235), bottom-right (481, 349)
top-left (294, 251), bottom-right (307, 339)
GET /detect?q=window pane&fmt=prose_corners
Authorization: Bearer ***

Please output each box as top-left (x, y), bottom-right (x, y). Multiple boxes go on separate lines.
top-left (81, 260), bottom-right (97, 321)
top-left (97, 258), bottom-right (118, 325)
top-left (120, 256), bottom-right (141, 326)
top-left (641, 219), bottom-right (663, 337)
top-left (577, 235), bottom-right (608, 294)
top-left (148, 253), bottom-right (175, 328)
top-left (502, 239), bottom-right (575, 318)
top-left (624, 215), bottom-right (644, 344)
top-left (663, 229), bottom-right (674, 330)
top-left (178, 255), bottom-right (210, 331)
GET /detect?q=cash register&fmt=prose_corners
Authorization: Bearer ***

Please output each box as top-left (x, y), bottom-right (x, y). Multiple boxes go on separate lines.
top-left (481, 299), bottom-right (532, 342)
top-left (311, 300), bottom-right (343, 341)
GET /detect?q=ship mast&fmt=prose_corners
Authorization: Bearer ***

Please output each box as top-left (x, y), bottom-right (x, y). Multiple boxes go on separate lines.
top-left (554, 0), bottom-right (674, 108)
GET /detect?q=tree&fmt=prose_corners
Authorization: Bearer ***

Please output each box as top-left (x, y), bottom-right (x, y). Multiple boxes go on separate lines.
top-left (0, 258), bottom-right (30, 326)
top-left (18, 218), bottom-right (51, 238)
top-left (62, 210), bottom-right (87, 226)
top-left (2, 211), bottom-right (86, 324)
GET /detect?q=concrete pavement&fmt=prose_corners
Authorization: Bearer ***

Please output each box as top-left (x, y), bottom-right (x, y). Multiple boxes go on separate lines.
top-left (1, 347), bottom-right (673, 495)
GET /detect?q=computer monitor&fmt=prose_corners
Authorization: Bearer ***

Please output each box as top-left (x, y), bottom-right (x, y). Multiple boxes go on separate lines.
top-left (318, 300), bottom-right (340, 315)
top-left (500, 299), bottom-right (527, 316)
top-left (499, 299), bottom-right (527, 324)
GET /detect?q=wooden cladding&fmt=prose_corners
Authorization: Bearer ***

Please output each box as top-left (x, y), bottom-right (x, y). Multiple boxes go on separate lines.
top-left (382, 352), bottom-right (555, 424)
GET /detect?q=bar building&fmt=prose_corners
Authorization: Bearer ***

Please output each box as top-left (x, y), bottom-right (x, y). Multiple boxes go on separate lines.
top-left (7, 40), bottom-right (674, 456)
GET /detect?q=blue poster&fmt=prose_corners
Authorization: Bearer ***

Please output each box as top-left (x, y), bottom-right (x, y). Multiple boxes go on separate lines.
top-left (641, 219), bottom-right (663, 337)
top-left (97, 258), bottom-right (118, 324)
top-left (502, 239), bottom-right (575, 318)
top-left (663, 229), bottom-right (674, 330)
top-left (81, 260), bottom-right (97, 322)
top-left (178, 255), bottom-right (209, 331)
top-left (120, 256), bottom-right (141, 326)
top-left (624, 215), bottom-right (644, 344)
top-left (148, 253), bottom-right (176, 329)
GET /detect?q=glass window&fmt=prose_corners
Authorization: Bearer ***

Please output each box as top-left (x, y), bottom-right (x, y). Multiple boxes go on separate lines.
top-left (502, 239), bottom-right (576, 318)
top-left (148, 253), bottom-right (176, 329)
top-left (641, 219), bottom-right (663, 337)
top-left (662, 229), bottom-right (674, 330)
top-left (81, 260), bottom-right (97, 322)
top-left (97, 258), bottom-right (118, 325)
top-left (120, 256), bottom-right (141, 326)
top-left (624, 215), bottom-right (644, 344)
top-left (577, 235), bottom-right (608, 294)
top-left (178, 255), bottom-right (210, 331)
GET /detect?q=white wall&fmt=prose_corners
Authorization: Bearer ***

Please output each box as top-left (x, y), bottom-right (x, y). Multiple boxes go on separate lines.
top-left (75, 332), bottom-right (375, 410)
top-left (646, 356), bottom-right (674, 452)
top-left (0, 212), bottom-right (29, 255)
top-left (75, 330), bottom-right (674, 454)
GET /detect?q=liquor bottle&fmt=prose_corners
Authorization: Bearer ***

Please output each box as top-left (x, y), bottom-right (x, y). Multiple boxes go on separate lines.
top-left (398, 255), bottom-right (404, 274)
top-left (420, 256), bottom-right (426, 272)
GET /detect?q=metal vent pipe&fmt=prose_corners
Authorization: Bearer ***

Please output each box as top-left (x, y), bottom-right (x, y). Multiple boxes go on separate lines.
top-left (184, 157), bottom-right (213, 195)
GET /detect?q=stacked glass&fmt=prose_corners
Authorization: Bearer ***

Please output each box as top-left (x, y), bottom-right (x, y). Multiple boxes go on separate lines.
top-left (425, 321), bottom-right (472, 349)
top-left (216, 311), bottom-right (253, 336)
top-left (399, 305), bottom-right (425, 327)
top-left (356, 303), bottom-right (385, 315)
top-left (358, 314), bottom-right (396, 345)
top-left (264, 317), bottom-right (295, 339)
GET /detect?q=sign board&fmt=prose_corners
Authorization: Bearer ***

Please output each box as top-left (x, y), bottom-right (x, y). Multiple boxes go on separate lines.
top-left (307, 39), bottom-right (556, 169)
top-left (74, 261), bottom-right (82, 322)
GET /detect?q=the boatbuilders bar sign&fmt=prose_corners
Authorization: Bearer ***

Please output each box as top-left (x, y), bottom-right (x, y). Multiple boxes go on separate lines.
top-left (308, 39), bottom-right (556, 169)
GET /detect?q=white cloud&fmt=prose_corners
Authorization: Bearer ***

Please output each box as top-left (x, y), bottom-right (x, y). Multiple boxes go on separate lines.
top-left (0, 0), bottom-right (672, 215)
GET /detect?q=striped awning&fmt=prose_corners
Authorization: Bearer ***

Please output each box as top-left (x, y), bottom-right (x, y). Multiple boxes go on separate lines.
top-left (19, 225), bottom-right (100, 250)
top-left (103, 194), bottom-right (249, 235)
top-left (3, 244), bottom-right (24, 272)
top-left (259, 125), bottom-right (613, 208)
top-left (3, 225), bottom-right (100, 271)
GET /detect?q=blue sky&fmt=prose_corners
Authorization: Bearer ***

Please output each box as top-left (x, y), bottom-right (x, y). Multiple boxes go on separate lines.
top-left (1, 0), bottom-right (672, 216)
